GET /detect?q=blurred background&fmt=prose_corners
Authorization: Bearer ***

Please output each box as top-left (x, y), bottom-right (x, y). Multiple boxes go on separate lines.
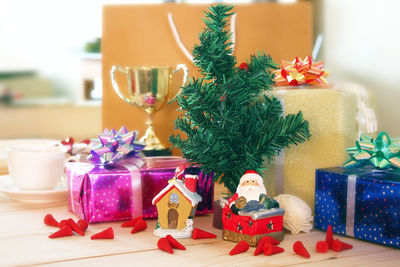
top-left (0, 0), bottom-right (399, 141)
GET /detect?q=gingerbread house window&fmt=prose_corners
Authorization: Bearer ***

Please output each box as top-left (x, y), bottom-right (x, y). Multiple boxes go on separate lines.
top-left (168, 193), bottom-right (179, 208)
top-left (170, 193), bottom-right (179, 203)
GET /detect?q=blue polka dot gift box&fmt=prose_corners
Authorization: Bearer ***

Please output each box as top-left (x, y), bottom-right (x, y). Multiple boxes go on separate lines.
top-left (315, 132), bottom-right (400, 249)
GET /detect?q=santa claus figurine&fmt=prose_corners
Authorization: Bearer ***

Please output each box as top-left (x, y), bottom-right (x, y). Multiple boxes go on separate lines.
top-left (228, 170), bottom-right (279, 214)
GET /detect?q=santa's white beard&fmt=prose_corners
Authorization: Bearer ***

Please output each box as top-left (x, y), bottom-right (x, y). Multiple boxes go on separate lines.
top-left (237, 185), bottom-right (266, 202)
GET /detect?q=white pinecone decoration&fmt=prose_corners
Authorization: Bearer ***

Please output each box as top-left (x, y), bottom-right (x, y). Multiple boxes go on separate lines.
top-left (274, 194), bottom-right (313, 234)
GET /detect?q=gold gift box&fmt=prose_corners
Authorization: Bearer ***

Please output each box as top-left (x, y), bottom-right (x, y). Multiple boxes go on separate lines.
top-left (263, 88), bottom-right (359, 211)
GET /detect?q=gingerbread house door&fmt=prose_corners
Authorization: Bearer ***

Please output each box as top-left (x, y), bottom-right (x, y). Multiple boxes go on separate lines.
top-left (168, 209), bottom-right (178, 229)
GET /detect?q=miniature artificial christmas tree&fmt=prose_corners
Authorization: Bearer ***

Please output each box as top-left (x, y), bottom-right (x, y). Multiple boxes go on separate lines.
top-left (169, 4), bottom-right (310, 194)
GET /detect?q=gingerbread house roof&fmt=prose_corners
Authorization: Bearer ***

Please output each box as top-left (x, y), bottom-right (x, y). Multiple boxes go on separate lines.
top-left (152, 178), bottom-right (202, 207)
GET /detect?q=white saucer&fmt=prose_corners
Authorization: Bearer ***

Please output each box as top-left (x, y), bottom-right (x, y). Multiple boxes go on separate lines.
top-left (0, 175), bottom-right (68, 204)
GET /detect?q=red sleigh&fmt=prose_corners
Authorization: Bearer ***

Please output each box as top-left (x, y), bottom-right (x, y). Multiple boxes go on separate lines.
top-left (221, 200), bottom-right (285, 246)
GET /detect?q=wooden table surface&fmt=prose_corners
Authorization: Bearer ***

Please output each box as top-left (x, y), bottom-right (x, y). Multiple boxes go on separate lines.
top-left (0, 193), bottom-right (399, 267)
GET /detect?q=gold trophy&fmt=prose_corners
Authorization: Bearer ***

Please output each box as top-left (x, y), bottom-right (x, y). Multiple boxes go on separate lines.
top-left (110, 65), bottom-right (188, 151)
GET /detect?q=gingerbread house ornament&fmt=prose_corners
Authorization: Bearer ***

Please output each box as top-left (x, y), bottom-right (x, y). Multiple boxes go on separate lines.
top-left (152, 166), bottom-right (202, 238)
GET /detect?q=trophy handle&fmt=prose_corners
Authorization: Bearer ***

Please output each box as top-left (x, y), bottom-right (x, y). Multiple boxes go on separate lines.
top-left (168, 64), bottom-right (189, 103)
top-left (110, 65), bottom-right (134, 105)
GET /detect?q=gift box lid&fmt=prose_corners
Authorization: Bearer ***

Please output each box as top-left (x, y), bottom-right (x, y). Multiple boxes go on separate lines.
top-left (239, 208), bottom-right (285, 220)
top-left (140, 156), bottom-right (186, 171)
top-left (317, 166), bottom-right (400, 183)
top-left (66, 161), bottom-right (133, 174)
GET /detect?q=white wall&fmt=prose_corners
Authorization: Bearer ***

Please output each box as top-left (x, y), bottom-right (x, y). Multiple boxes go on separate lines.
top-left (2, 0), bottom-right (399, 135)
top-left (315, 0), bottom-right (400, 135)
top-left (0, 0), bottom-right (255, 100)
top-left (0, 0), bottom-right (163, 99)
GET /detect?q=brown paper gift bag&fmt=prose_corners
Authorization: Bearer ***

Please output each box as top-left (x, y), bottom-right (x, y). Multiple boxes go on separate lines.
top-left (102, 2), bottom-right (313, 157)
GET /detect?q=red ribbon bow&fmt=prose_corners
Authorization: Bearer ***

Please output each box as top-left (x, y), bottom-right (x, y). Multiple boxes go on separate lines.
top-left (61, 137), bottom-right (90, 155)
top-left (274, 56), bottom-right (329, 87)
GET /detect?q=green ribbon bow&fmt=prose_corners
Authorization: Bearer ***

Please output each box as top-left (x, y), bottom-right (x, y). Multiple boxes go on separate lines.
top-left (344, 132), bottom-right (400, 169)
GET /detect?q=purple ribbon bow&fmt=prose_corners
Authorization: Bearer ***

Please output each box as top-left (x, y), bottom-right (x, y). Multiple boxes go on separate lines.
top-left (88, 127), bottom-right (146, 165)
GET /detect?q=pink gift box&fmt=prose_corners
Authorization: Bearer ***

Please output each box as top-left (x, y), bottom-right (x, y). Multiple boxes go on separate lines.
top-left (66, 157), bottom-right (214, 223)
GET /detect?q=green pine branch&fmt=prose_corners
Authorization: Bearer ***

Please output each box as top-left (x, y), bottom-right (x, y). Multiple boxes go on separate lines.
top-left (170, 4), bottom-right (310, 194)
top-left (193, 5), bottom-right (236, 83)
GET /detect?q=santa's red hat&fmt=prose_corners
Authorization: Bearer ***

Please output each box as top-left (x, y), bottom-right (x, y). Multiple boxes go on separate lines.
top-left (244, 170), bottom-right (259, 175)
top-left (240, 170), bottom-right (263, 184)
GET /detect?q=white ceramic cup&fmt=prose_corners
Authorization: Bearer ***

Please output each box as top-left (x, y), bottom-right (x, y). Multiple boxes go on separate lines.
top-left (7, 144), bottom-right (67, 191)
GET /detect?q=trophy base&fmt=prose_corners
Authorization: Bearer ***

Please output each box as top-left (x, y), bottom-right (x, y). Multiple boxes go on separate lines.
top-left (143, 149), bottom-right (172, 157)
